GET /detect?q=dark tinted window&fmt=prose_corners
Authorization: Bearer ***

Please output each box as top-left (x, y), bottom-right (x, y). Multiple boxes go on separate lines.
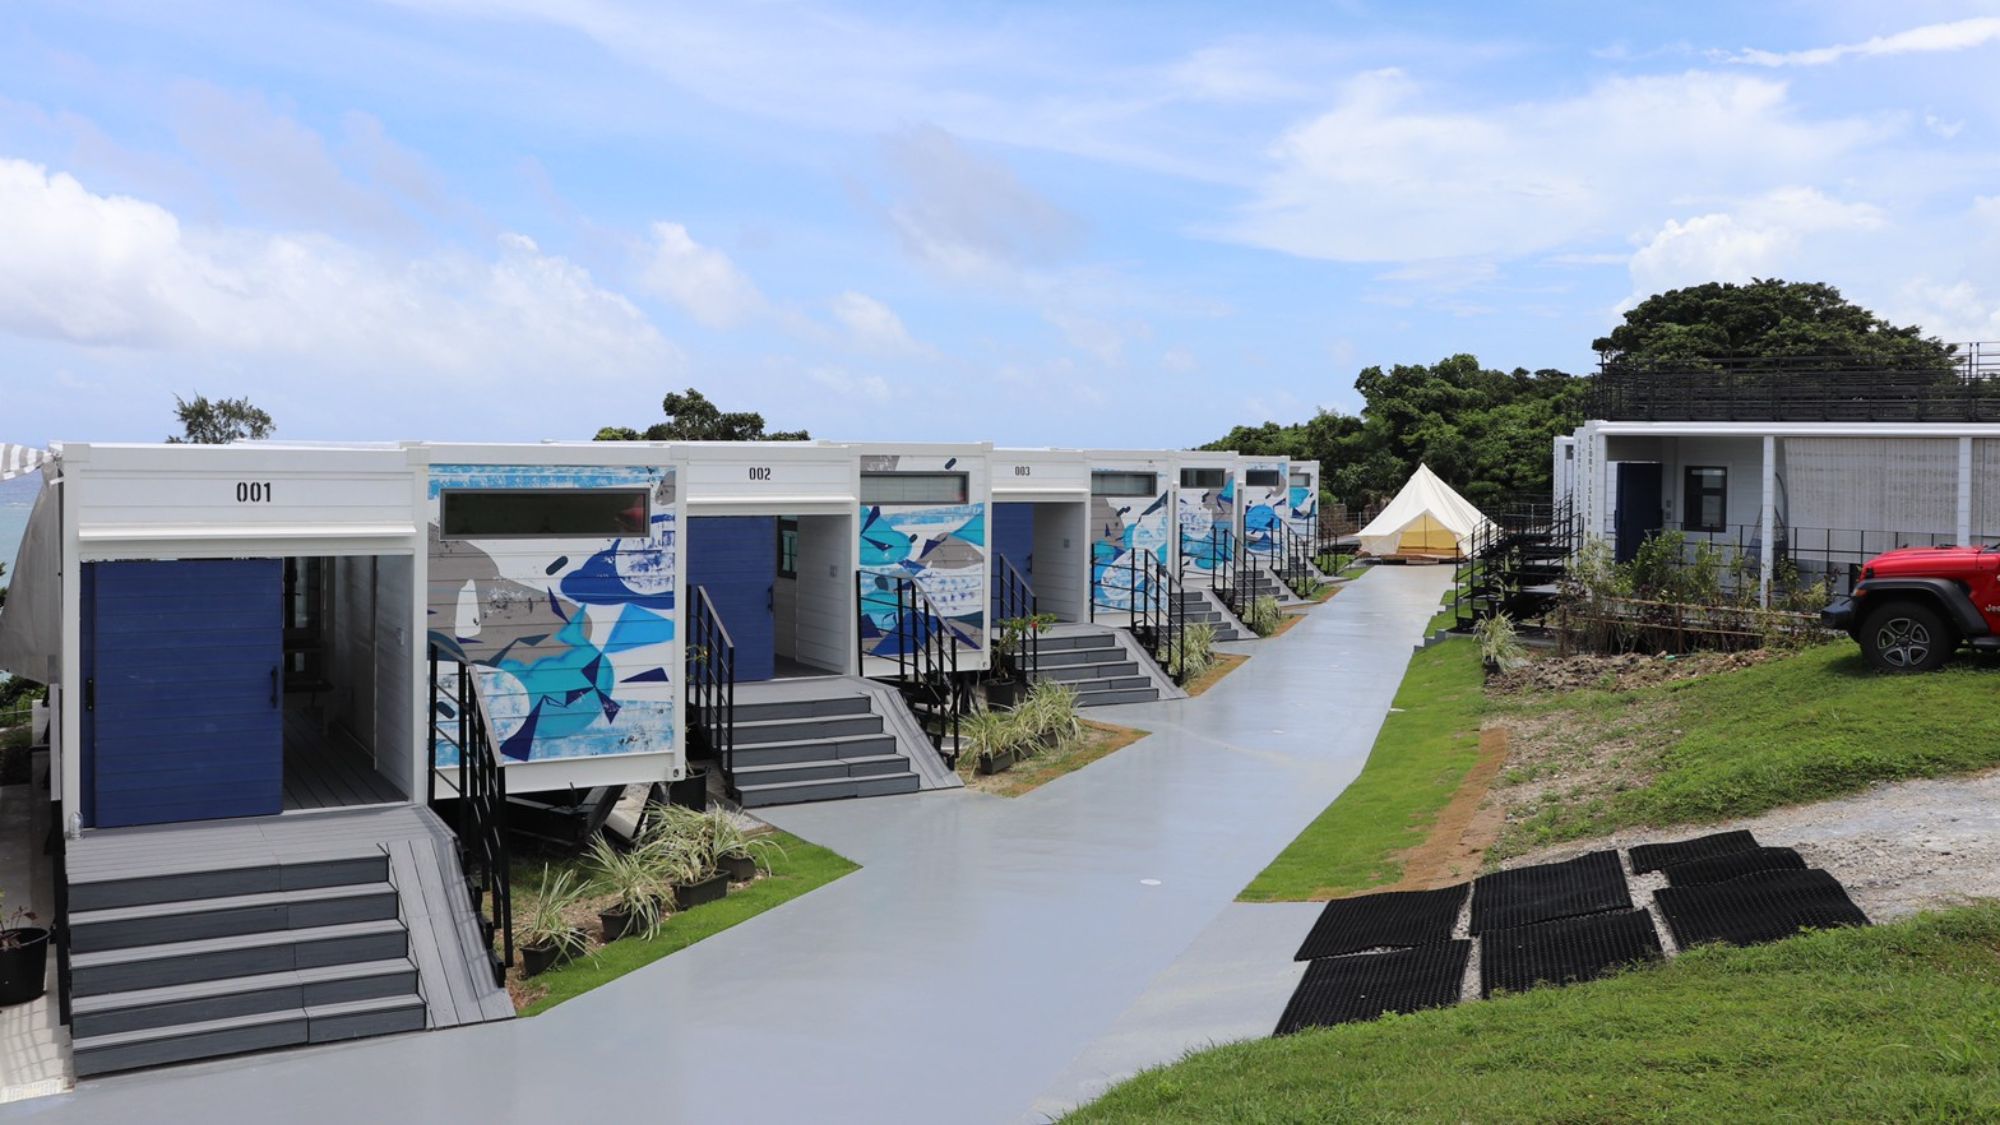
top-left (1289, 471), bottom-right (1312, 488)
top-left (1682, 467), bottom-right (1727, 532)
top-left (1180, 467), bottom-right (1225, 489)
top-left (860, 472), bottom-right (968, 505)
top-left (1245, 469), bottom-right (1282, 487)
top-left (441, 489), bottom-right (650, 538)
top-left (1092, 471), bottom-right (1158, 497)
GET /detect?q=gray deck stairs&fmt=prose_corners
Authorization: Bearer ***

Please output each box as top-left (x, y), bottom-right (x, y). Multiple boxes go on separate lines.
top-left (1032, 630), bottom-right (1162, 707)
top-left (65, 806), bottom-right (511, 1077)
top-left (1240, 563), bottom-right (1302, 607)
top-left (1174, 588), bottom-right (1244, 642)
top-left (730, 677), bottom-right (958, 807)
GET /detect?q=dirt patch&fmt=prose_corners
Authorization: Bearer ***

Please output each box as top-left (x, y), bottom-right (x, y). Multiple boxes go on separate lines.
top-left (961, 719), bottom-right (1149, 798)
top-left (1184, 652), bottom-right (1249, 697)
top-left (1487, 699), bottom-right (1669, 836)
top-left (1373, 726), bottom-right (1511, 893)
top-left (1486, 649), bottom-right (1773, 696)
top-left (1504, 767), bottom-right (2000, 923)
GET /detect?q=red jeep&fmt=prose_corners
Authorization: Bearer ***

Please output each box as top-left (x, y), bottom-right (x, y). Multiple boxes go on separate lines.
top-left (1821, 546), bottom-right (2000, 671)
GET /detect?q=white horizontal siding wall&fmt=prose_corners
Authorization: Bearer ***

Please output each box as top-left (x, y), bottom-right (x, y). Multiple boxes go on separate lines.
top-left (1784, 437), bottom-right (1959, 535)
top-left (373, 556), bottom-right (414, 789)
top-left (793, 512), bottom-right (854, 674)
top-left (1031, 502), bottom-right (1088, 622)
top-left (1976, 438), bottom-right (2000, 541)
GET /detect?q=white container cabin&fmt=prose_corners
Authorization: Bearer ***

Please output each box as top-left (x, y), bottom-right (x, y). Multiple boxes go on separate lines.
top-left (1169, 451), bottom-right (1241, 580)
top-left (1238, 456), bottom-right (1292, 563)
top-left (989, 448), bottom-right (1092, 626)
top-left (1287, 460), bottom-right (1322, 545)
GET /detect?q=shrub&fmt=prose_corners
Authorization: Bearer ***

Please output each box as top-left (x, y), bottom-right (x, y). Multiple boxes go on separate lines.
top-left (520, 865), bottom-right (589, 957)
top-left (1165, 621), bottom-right (1217, 680)
top-left (1245, 595), bottom-right (1284, 637)
top-left (1020, 680), bottom-right (1083, 748)
top-left (1475, 612), bottom-right (1529, 673)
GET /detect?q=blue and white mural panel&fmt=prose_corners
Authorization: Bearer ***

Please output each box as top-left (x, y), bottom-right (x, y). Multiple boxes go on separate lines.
top-left (1242, 460), bottom-right (1291, 557)
top-left (1178, 471), bottom-right (1236, 575)
top-left (1288, 462), bottom-right (1321, 543)
top-left (858, 453), bottom-right (988, 658)
top-left (1090, 474), bottom-right (1172, 611)
top-left (427, 464), bottom-right (677, 766)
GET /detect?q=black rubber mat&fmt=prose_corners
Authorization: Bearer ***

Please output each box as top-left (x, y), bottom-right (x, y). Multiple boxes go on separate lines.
top-left (1628, 830), bottom-right (1760, 874)
top-left (1292, 884), bottom-right (1470, 961)
top-left (1273, 941), bottom-right (1472, 1035)
top-left (1470, 850), bottom-right (1629, 933)
top-left (1479, 908), bottom-right (1664, 998)
top-left (1654, 868), bottom-right (1870, 948)
top-left (1661, 846), bottom-right (1806, 887)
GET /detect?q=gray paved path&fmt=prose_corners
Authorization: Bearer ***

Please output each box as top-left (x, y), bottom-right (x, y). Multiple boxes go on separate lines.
top-left (7, 566), bottom-right (1449, 1125)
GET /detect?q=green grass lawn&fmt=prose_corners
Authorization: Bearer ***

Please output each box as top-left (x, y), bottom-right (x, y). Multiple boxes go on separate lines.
top-left (1066, 904), bottom-right (2000, 1123)
top-left (1239, 640), bottom-right (1485, 901)
top-left (514, 830), bottom-right (856, 1015)
top-left (1493, 644), bottom-right (2000, 855)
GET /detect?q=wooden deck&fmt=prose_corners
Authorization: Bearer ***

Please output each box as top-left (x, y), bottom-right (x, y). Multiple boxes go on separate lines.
top-left (282, 705), bottom-right (405, 812)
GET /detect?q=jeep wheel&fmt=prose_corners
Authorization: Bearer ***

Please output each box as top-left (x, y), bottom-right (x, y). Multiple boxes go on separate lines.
top-left (1859, 601), bottom-right (1955, 673)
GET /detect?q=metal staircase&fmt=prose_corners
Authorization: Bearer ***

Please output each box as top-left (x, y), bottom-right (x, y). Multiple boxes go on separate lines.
top-left (1452, 496), bottom-right (1579, 630)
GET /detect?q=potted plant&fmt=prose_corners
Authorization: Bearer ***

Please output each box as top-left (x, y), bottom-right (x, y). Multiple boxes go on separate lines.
top-left (663, 840), bottom-right (730, 909)
top-left (0, 892), bottom-right (48, 1007)
top-left (707, 809), bottom-right (784, 882)
top-left (585, 836), bottom-right (670, 943)
top-left (988, 613), bottom-right (1058, 707)
top-left (962, 708), bottom-right (1026, 775)
top-left (1021, 681), bottom-right (1082, 750)
top-left (518, 866), bottom-right (589, 977)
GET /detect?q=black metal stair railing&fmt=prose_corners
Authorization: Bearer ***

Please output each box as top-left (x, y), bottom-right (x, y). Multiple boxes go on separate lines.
top-left (1136, 549), bottom-right (1189, 685)
top-left (992, 554), bottom-right (1040, 684)
top-left (50, 799), bottom-right (72, 1027)
top-left (1208, 536), bottom-right (1242, 616)
top-left (428, 646), bottom-right (513, 985)
top-left (686, 585), bottom-right (738, 797)
top-left (857, 572), bottom-right (967, 765)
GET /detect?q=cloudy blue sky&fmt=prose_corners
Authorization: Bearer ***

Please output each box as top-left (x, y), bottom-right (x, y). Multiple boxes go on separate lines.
top-left (4, 2), bottom-right (1999, 449)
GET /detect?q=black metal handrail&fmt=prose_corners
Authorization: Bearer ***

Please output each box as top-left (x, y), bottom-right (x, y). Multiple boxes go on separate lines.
top-left (428, 646), bottom-right (513, 985)
top-left (1207, 535), bottom-right (1245, 615)
top-left (992, 554), bottom-right (1040, 684)
top-left (1137, 549), bottom-right (1189, 684)
top-left (50, 798), bottom-right (72, 1026)
top-left (857, 572), bottom-right (966, 764)
top-left (1591, 344), bottom-right (2000, 422)
top-left (687, 586), bottom-right (738, 795)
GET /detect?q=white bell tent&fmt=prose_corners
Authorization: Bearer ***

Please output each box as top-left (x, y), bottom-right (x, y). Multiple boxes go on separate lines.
top-left (1356, 463), bottom-right (1491, 557)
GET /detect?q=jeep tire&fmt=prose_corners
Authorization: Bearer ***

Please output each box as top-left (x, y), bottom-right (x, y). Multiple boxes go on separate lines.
top-left (1859, 600), bottom-right (1955, 673)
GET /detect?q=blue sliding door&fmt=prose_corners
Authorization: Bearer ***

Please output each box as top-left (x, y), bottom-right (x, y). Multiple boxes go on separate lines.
top-left (686, 517), bottom-right (777, 682)
top-left (83, 559), bottom-right (285, 829)
top-left (991, 502), bottom-right (1034, 622)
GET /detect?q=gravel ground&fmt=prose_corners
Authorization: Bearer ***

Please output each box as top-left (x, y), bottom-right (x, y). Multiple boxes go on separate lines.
top-left (1505, 767), bottom-right (2000, 922)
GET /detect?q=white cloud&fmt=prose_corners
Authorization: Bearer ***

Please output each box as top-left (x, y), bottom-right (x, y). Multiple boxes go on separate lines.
top-left (881, 125), bottom-right (1082, 280)
top-left (1720, 17), bottom-right (2000, 68)
top-left (0, 158), bottom-right (674, 377)
top-left (829, 290), bottom-right (926, 355)
top-left (638, 221), bottom-right (765, 329)
top-left (1623, 187), bottom-right (1885, 302)
top-left (806, 365), bottom-right (892, 402)
top-left (1223, 69), bottom-right (1887, 263)
top-left (1923, 112), bottom-right (1964, 140)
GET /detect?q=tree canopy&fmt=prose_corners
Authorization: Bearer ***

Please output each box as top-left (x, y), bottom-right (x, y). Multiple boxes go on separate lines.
top-left (596, 388), bottom-right (810, 442)
top-left (167, 394), bottom-right (275, 444)
top-left (1205, 357), bottom-right (1587, 509)
top-left (1593, 279), bottom-right (1955, 370)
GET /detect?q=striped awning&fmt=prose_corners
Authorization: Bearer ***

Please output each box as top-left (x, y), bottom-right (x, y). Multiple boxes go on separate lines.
top-left (0, 443), bottom-right (48, 482)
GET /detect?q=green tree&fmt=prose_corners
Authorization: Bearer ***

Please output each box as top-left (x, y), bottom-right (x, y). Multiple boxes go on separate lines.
top-left (596, 388), bottom-right (809, 442)
top-left (1594, 279), bottom-right (1955, 369)
top-left (168, 394), bottom-right (275, 444)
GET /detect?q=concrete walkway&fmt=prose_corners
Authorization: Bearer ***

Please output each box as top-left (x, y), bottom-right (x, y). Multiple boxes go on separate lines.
top-left (6, 566), bottom-right (1450, 1125)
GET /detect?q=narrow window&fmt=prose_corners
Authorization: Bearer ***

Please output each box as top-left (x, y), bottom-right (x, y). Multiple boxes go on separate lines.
top-left (1091, 470), bottom-right (1158, 497)
top-left (777, 518), bottom-right (799, 579)
top-left (859, 472), bottom-right (968, 505)
top-left (1682, 467), bottom-right (1727, 532)
top-left (1289, 471), bottom-right (1312, 488)
top-left (1179, 467), bottom-right (1225, 489)
top-left (1245, 469), bottom-right (1283, 488)
top-left (441, 489), bottom-right (651, 539)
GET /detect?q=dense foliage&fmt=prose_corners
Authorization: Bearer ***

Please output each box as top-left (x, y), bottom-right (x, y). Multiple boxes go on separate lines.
top-left (1205, 356), bottom-right (1587, 508)
top-left (1594, 279), bottom-right (1958, 369)
top-left (168, 393), bottom-right (275, 444)
top-left (596, 388), bottom-right (809, 442)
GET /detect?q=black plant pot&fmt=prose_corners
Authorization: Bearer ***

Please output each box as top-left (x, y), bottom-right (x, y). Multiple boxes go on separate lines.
top-left (674, 873), bottom-right (729, 910)
top-left (599, 908), bottom-right (633, 944)
top-left (976, 748), bottom-right (1017, 776)
top-left (669, 767), bottom-right (709, 812)
top-left (0, 929), bottom-right (49, 1006)
top-left (987, 679), bottom-right (1026, 708)
top-left (520, 935), bottom-right (577, 978)
top-left (719, 854), bottom-right (757, 882)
